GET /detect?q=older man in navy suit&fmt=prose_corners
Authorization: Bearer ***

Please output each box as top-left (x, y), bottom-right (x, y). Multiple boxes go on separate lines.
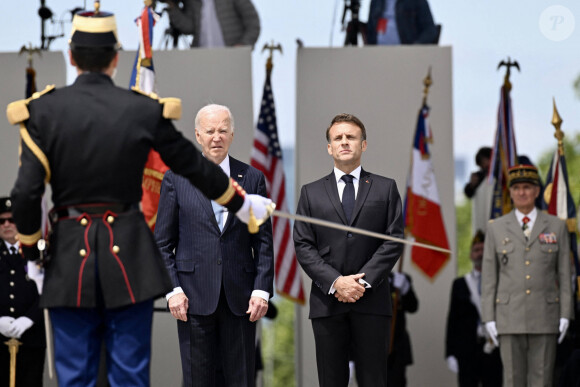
top-left (155, 104), bottom-right (274, 387)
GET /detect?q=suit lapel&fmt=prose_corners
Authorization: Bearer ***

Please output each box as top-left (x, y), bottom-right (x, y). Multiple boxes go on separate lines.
top-left (323, 171), bottom-right (347, 224)
top-left (223, 157), bottom-right (246, 232)
top-left (193, 187), bottom-right (218, 229)
top-left (505, 211), bottom-right (526, 244)
top-left (351, 169), bottom-right (372, 225)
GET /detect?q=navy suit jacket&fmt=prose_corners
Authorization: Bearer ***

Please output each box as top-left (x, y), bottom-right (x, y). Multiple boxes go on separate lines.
top-left (155, 157), bottom-right (274, 316)
top-left (293, 169), bottom-right (404, 319)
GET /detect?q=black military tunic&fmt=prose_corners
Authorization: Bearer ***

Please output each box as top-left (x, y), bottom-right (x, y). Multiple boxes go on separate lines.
top-left (0, 242), bottom-right (45, 386)
top-left (9, 72), bottom-right (244, 309)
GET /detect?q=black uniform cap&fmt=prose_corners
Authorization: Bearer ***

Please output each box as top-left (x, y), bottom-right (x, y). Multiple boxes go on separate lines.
top-left (0, 197), bottom-right (12, 214)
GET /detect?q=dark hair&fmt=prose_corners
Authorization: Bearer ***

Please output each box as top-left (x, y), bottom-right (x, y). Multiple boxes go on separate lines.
top-left (71, 47), bottom-right (116, 72)
top-left (325, 113), bottom-right (367, 143)
top-left (475, 147), bottom-right (492, 167)
top-left (471, 229), bottom-right (485, 246)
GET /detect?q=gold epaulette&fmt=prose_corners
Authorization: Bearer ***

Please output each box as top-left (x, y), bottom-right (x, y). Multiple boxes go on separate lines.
top-left (488, 219), bottom-right (494, 224)
top-left (130, 87), bottom-right (182, 120)
top-left (17, 230), bottom-right (42, 247)
top-left (6, 85), bottom-right (56, 125)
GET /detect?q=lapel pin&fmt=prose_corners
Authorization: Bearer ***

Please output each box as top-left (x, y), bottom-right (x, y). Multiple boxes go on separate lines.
top-left (238, 174), bottom-right (243, 178)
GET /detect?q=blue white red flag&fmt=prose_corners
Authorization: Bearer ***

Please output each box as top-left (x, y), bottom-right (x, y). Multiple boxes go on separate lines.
top-left (404, 105), bottom-right (449, 279)
top-left (489, 85), bottom-right (518, 219)
top-left (543, 145), bottom-right (580, 296)
top-left (129, 5), bottom-right (168, 231)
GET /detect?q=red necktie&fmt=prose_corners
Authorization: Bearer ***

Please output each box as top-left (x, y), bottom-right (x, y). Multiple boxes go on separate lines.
top-left (522, 216), bottom-right (530, 231)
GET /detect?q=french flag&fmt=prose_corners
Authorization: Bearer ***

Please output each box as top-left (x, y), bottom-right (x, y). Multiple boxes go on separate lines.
top-left (404, 105), bottom-right (450, 279)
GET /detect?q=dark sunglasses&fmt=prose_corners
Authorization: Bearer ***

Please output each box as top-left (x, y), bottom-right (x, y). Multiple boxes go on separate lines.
top-left (0, 218), bottom-right (14, 225)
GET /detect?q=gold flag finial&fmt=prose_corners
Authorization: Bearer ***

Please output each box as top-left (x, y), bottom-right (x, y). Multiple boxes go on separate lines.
top-left (422, 66), bottom-right (432, 106)
top-left (497, 57), bottom-right (520, 91)
top-left (19, 43), bottom-right (41, 68)
top-left (261, 41), bottom-right (283, 76)
top-left (551, 97), bottom-right (565, 155)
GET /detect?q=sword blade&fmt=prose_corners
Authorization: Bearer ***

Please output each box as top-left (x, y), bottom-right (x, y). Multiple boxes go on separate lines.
top-left (272, 210), bottom-right (452, 255)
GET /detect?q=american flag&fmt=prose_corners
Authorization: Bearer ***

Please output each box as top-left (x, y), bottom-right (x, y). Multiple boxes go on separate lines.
top-left (251, 71), bottom-right (305, 304)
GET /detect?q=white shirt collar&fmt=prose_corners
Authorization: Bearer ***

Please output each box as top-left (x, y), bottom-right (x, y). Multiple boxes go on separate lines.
top-left (334, 165), bottom-right (361, 183)
top-left (4, 241), bottom-right (19, 252)
top-left (515, 207), bottom-right (537, 225)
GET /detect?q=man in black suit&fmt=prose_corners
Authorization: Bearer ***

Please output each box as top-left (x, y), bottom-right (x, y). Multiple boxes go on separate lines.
top-left (155, 104), bottom-right (274, 387)
top-left (293, 113), bottom-right (404, 387)
top-left (445, 230), bottom-right (502, 386)
top-left (0, 197), bottom-right (45, 387)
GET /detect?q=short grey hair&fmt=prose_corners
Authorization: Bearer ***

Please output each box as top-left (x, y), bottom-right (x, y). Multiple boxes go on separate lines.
top-left (194, 104), bottom-right (235, 132)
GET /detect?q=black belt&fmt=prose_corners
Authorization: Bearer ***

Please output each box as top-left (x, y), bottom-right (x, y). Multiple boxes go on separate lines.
top-left (50, 203), bottom-right (139, 222)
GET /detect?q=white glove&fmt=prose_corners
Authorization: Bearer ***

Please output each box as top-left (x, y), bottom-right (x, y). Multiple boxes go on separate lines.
top-left (6, 317), bottom-right (33, 339)
top-left (0, 316), bottom-right (16, 336)
top-left (392, 272), bottom-right (410, 295)
top-left (485, 321), bottom-right (499, 346)
top-left (558, 318), bottom-right (569, 344)
top-left (446, 356), bottom-right (459, 373)
top-left (27, 261), bottom-right (44, 295)
top-left (236, 194), bottom-right (274, 225)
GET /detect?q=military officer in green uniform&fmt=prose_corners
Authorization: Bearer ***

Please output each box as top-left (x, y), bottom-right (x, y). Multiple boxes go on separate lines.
top-left (481, 164), bottom-right (572, 387)
top-left (6, 5), bottom-right (272, 387)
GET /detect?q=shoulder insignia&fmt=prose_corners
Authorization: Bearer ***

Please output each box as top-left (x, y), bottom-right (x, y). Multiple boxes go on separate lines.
top-left (131, 86), bottom-right (159, 100)
top-left (159, 97), bottom-right (182, 120)
top-left (6, 85), bottom-right (55, 125)
top-left (488, 219), bottom-right (494, 224)
top-left (130, 87), bottom-right (181, 120)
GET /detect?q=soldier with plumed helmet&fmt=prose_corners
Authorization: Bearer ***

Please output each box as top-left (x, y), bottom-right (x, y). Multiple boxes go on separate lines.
top-left (6, 3), bottom-right (272, 386)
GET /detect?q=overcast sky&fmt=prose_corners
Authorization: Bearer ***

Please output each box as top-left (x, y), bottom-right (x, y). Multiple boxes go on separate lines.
top-left (2, 1), bottom-right (580, 181)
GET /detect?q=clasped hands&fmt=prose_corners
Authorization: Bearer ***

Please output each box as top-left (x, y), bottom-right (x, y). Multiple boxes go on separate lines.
top-left (334, 273), bottom-right (366, 303)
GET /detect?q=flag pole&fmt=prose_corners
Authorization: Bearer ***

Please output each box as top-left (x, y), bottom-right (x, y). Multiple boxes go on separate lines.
top-left (392, 68), bottom-right (435, 353)
top-left (550, 99), bottom-right (580, 297)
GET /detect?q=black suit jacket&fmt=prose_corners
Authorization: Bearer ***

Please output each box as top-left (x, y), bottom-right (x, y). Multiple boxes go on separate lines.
top-left (155, 157), bottom-right (274, 316)
top-left (10, 72), bottom-right (238, 309)
top-left (293, 169), bottom-right (404, 319)
top-left (445, 276), bottom-right (486, 360)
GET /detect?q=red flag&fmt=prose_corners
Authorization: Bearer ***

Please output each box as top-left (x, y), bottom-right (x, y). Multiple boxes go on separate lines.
top-left (129, 5), bottom-right (167, 231)
top-left (251, 71), bottom-right (305, 304)
top-left (404, 105), bottom-right (450, 279)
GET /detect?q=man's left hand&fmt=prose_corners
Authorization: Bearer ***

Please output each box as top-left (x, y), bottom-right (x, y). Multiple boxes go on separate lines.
top-left (246, 296), bottom-right (268, 322)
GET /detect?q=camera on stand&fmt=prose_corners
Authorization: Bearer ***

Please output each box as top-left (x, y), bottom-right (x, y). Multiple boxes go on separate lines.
top-left (341, 0), bottom-right (367, 46)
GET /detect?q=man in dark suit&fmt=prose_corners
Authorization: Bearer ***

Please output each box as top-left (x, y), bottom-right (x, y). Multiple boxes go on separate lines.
top-left (0, 197), bottom-right (45, 387)
top-left (293, 113), bottom-right (404, 387)
top-left (6, 9), bottom-right (272, 387)
top-left (155, 104), bottom-right (274, 387)
top-left (445, 230), bottom-right (502, 386)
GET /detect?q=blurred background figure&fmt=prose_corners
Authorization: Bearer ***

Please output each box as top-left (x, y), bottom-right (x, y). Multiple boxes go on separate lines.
top-left (387, 271), bottom-right (418, 387)
top-left (0, 196), bottom-right (45, 387)
top-left (366, 0), bottom-right (438, 45)
top-left (164, 0), bottom-right (260, 48)
top-left (445, 230), bottom-right (502, 387)
top-left (463, 147), bottom-right (493, 236)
